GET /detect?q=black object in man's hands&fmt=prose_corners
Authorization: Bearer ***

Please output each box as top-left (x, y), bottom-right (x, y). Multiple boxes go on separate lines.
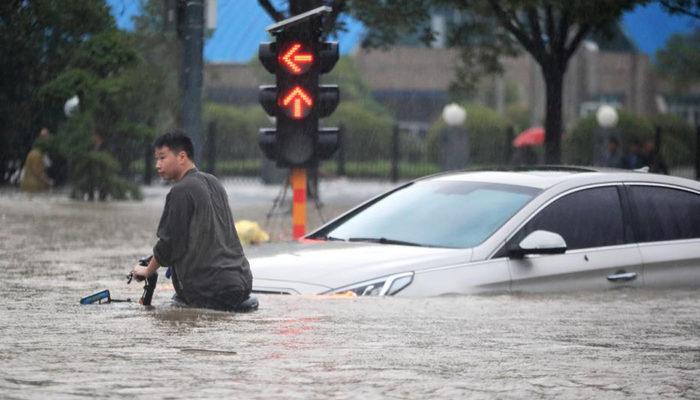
top-left (127, 256), bottom-right (158, 306)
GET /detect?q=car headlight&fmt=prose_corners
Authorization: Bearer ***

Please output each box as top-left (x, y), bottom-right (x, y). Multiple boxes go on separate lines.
top-left (326, 272), bottom-right (414, 297)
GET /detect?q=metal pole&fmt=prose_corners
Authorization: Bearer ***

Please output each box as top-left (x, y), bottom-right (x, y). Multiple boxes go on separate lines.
top-left (291, 168), bottom-right (307, 239)
top-left (182, 0), bottom-right (204, 164)
top-left (391, 123), bottom-right (399, 182)
top-left (144, 142), bottom-right (152, 185)
top-left (695, 125), bottom-right (700, 180)
top-left (336, 123), bottom-right (345, 176)
top-left (505, 125), bottom-right (514, 165)
top-left (206, 121), bottom-right (216, 175)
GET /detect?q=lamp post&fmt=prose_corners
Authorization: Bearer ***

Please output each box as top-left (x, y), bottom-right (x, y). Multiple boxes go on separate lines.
top-left (64, 96), bottom-right (80, 117)
top-left (440, 103), bottom-right (468, 171)
top-left (595, 105), bottom-right (618, 166)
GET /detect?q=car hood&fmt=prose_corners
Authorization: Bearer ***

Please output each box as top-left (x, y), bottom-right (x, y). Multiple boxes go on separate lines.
top-left (247, 241), bottom-right (471, 294)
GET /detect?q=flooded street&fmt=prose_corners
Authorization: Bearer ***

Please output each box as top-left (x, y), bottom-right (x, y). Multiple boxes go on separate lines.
top-left (1, 182), bottom-right (699, 399)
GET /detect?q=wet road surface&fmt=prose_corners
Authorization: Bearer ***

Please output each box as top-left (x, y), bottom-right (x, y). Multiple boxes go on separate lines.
top-left (1, 182), bottom-right (698, 399)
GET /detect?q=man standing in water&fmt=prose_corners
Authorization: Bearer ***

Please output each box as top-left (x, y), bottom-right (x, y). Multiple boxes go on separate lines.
top-left (131, 131), bottom-right (253, 311)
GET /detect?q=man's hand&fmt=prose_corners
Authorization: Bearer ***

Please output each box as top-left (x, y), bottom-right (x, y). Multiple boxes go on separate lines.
top-left (129, 256), bottom-right (160, 283)
top-left (130, 265), bottom-right (150, 282)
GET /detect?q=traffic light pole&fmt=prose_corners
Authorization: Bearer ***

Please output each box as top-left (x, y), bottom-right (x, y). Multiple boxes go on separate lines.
top-left (258, 6), bottom-right (339, 240)
top-left (291, 168), bottom-right (307, 239)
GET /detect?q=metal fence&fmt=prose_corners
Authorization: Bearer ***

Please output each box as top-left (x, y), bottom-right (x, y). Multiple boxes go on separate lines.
top-left (194, 122), bottom-right (441, 183)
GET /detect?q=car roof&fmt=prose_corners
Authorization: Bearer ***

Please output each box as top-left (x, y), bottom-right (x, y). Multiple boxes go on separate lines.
top-left (424, 166), bottom-right (700, 191)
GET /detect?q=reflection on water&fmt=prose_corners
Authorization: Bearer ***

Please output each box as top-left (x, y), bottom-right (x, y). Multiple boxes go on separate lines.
top-left (1, 195), bottom-right (699, 399)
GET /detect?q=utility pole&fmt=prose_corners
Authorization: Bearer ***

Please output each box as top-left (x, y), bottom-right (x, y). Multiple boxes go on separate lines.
top-left (181, 0), bottom-right (204, 163)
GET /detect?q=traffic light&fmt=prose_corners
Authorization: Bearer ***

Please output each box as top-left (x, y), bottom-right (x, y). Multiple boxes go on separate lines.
top-left (258, 6), bottom-right (340, 168)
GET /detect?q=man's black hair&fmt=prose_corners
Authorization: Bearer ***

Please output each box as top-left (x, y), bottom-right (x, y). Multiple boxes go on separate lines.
top-left (153, 130), bottom-right (194, 160)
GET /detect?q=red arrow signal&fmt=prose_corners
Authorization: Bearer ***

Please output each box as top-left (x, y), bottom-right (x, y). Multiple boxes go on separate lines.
top-left (281, 86), bottom-right (313, 119)
top-left (279, 43), bottom-right (314, 74)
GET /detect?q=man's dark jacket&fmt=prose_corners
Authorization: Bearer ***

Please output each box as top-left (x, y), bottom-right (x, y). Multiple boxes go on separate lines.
top-left (153, 168), bottom-right (252, 309)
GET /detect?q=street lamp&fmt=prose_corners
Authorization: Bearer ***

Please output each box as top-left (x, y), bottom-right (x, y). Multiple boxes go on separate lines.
top-left (64, 95), bottom-right (79, 117)
top-left (442, 103), bottom-right (467, 126)
top-left (440, 103), bottom-right (468, 170)
top-left (595, 105), bottom-right (619, 167)
top-left (596, 104), bottom-right (618, 129)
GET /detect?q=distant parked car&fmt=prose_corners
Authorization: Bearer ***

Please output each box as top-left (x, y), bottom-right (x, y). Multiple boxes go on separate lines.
top-left (249, 167), bottom-right (700, 296)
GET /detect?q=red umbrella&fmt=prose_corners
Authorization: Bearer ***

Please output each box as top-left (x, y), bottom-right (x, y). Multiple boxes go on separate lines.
top-left (513, 127), bottom-right (545, 147)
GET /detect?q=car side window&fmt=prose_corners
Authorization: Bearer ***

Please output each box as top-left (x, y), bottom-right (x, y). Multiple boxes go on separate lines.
top-left (629, 185), bottom-right (700, 242)
top-left (502, 186), bottom-right (625, 253)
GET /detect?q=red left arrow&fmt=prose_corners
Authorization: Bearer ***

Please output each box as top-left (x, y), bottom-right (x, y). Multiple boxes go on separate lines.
top-left (280, 43), bottom-right (313, 74)
top-left (281, 86), bottom-right (313, 119)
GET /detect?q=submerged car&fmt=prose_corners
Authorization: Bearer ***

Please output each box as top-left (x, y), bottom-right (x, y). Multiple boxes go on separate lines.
top-left (248, 167), bottom-right (700, 296)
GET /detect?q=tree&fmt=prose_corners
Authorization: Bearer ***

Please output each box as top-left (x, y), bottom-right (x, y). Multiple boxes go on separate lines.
top-left (660, 0), bottom-right (700, 18)
top-left (350, 0), bottom-right (643, 164)
top-left (656, 28), bottom-right (700, 91)
top-left (0, 0), bottom-right (114, 184)
top-left (40, 30), bottom-right (150, 200)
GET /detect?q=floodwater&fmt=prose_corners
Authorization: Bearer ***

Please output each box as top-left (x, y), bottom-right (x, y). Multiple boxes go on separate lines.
top-left (1, 183), bottom-right (699, 399)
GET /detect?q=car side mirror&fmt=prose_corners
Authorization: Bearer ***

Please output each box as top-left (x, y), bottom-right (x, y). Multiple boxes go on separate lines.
top-left (508, 230), bottom-right (567, 259)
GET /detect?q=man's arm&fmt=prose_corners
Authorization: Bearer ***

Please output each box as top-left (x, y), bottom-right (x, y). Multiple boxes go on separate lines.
top-left (153, 187), bottom-right (192, 267)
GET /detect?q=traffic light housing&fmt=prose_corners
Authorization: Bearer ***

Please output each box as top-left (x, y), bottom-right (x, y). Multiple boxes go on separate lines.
top-left (258, 6), bottom-right (340, 168)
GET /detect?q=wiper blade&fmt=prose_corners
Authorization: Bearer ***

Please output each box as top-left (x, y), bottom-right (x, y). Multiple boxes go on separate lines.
top-left (347, 237), bottom-right (424, 247)
top-left (324, 236), bottom-right (346, 242)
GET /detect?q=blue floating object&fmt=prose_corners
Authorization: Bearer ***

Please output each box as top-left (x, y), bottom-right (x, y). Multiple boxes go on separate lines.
top-left (80, 289), bottom-right (111, 305)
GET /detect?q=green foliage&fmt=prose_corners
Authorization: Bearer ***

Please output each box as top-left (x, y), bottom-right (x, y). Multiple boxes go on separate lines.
top-left (563, 111), bottom-right (694, 166)
top-left (202, 98), bottom-right (396, 168)
top-left (202, 103), bottom-right (270, 161)
top-left (506, 104), bottom-right (530, 134)
top-left (43, 29), bottom-right (157, 198)
top-left (427, 103), bottom-right (511, 165)
top-left (0, 0), bottom-right (115, 172)
top-left (648, 113), bottom-right (696, 166)
top-left (70, 150), bottom-right (141, 201)
top-left (349, 0), bottom-right (435, 49)
top-left (656, 28), bottom-right (700, 92)
top-left (326, 101), bottom-right (395, 161)
top-left (564, 110), bottom-right (653, 165)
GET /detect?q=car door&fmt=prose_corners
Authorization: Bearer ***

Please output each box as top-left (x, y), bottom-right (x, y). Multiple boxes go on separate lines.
top-left (405, 258), bottom-right (511, 296)
top-left (502, 185), bottom-right (644, 292)
top-left (626, 184), bottom-right (700, 288)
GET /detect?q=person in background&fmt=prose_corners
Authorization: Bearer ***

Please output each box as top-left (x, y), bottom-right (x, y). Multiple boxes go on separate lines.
top-left (599, 137), bottom-right (624, 168)
top-left (20, 127), bottom-right (53, 192)
top-left (623, 139), bottom-right (645, 170)
top-left (642, 140), bottom-right (669, 174)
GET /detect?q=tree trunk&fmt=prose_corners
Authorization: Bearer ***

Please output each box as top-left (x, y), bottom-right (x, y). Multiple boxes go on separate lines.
top-left (543, 66), bottom-right (564, 164)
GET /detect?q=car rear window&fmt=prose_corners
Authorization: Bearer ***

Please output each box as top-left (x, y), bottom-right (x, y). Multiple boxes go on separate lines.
top-left (629, 185), bottom-right (700, 242)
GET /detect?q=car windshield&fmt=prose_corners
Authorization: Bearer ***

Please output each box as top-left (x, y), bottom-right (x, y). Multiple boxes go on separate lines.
top-left (323, 180), bottom-right (540, 248)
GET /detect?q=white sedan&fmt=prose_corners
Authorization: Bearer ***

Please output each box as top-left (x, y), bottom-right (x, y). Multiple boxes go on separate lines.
top-left (248, 167), bottom-right (700, 296)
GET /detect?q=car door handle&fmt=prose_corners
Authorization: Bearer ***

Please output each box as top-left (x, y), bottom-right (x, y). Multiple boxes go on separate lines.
top-left (606, 271), bottom-right (638, 282)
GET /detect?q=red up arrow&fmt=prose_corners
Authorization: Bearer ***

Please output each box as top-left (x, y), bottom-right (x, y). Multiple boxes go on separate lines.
top-left (280, 43), bottom-right (313, 74)
top-left (281, 86), bottom-right (313, 119)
